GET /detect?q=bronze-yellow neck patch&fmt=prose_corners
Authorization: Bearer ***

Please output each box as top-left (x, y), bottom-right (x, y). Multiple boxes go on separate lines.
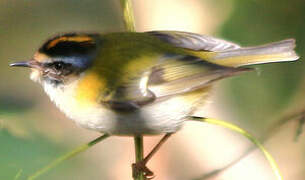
top-left (75, 71), bottom-right (106, 106)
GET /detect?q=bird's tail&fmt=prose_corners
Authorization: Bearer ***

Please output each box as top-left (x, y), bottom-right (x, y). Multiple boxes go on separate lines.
top-left (209, 39), bottom-right (299, 67)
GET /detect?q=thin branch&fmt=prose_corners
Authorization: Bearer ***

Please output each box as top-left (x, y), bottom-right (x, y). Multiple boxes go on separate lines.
top-left (192, 146), bottom-right (255, 180)
top-left (14, 169), bottom-right (23, 180)
top-left (27, 134), bottom-right (110, 180)
top-left (120, 0), bottom-right (136, 32)
top-left (295, 111), bottom-right (305, 141)
top-left (118, 1), bottom-right (143, 180)
top-left (133, 136), bottom-right (145, 180)
top-left (189, 116), bottom-right (283, 180)
top-left (192, 108), bottom-right (305, 180)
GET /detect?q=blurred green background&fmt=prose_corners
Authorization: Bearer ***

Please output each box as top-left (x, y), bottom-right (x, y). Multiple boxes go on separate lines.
top-left (0, 0), bottom-right (304, 179)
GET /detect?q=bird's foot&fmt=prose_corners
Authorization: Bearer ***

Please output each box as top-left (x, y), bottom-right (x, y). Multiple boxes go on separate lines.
top-left (132, 160), bottom-right (155, 180)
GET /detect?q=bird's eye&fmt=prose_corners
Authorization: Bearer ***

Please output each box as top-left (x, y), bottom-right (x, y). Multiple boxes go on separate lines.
top-left (44, 61), bottom-right (73, 76)
top-left (53, 62), bottom-right (66, 71)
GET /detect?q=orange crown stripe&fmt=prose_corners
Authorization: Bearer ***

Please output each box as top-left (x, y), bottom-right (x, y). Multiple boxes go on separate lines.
top-left (47, 36), bottom-right (94, 49)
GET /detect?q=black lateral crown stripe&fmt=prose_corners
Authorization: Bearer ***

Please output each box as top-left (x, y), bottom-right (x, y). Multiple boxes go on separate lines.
top-left (39, 33), bottom-right (99, 57)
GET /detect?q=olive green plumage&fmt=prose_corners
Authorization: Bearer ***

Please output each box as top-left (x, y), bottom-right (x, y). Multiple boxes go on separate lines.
top-left (83, 31), bottom-right (298, 109)
top-left (10, 31), bottom-right (299, 134)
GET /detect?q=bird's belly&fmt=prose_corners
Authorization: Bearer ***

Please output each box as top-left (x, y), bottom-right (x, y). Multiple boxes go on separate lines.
top-left (75, 91), bottom-right (208, 135)
top-left (66, 96), bottom-right (192, 135)
top-left (43, 81), bottom-right (209, 135)
top-left (111, 97), bottom-right (192, 135)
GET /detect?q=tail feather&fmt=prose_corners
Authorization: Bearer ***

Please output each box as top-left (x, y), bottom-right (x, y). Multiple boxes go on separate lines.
top-left (210, 39), bottom-right (299, 67)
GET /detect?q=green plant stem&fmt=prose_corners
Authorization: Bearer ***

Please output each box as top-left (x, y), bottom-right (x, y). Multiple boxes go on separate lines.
top-left (14, 169), bottom-right (23, 180)
top-left (120, 0), bottom-right (136, 32)
top-left (27, 134), bottom-right (110, 180)
top-left (119, 1), bottom-right (143, 180)
top-left (193, 108), bottom-right (305, 180)
top-left (189, 116), bottom-right (283, 180)
top-left (133, 136), bottom-right (145, 180)
top-left (294, 111), bottom-right (305, 141)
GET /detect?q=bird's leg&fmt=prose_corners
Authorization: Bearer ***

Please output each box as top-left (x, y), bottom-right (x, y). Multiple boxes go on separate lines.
top-left (132, 133), bottom-right (173, 179)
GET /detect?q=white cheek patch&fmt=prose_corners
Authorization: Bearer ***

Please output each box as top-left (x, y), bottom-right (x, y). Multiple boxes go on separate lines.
top-left (30, 69), bottom-right (42, 83)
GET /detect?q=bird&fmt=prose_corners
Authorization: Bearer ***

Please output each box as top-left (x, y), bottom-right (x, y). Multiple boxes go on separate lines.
top-left (10, 31), bottom-right (299, 178)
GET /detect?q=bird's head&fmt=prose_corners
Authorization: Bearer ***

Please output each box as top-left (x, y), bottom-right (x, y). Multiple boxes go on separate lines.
top-left (10, 33), bottom-right (100, 87)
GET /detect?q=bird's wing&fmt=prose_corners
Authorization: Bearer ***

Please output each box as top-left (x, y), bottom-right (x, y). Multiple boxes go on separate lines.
top-left (102, 31), bottom-right (298, 111)
top-left (99, 68), bottom-right (157, 111)
top-left (147, 55), bottom-right (251, 99)
top-left (100, 31), bottom-right (251, 111)
top-left (147, 31), bottom-right (241, 52)
top-left (147, 31), bottom-right (298, 67)
top-left (102, 54), bottom-right (250, 111)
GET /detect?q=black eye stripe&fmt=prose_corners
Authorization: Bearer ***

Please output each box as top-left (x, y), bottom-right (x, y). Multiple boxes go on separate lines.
top-left (43, 62), bottom-right (76, 77)
top-left (45, 62), bottom-right (70, 70)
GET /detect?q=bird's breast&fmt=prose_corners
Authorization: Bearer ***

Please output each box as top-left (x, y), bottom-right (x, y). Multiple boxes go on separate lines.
top-left (41, 73), bottom-right (210, 135)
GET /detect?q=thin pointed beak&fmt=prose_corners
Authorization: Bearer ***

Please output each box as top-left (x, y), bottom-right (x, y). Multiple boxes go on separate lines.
top-left (10, 60), bottom-right (41, 69)
top-left (10, 61), bottom-right (31, 67)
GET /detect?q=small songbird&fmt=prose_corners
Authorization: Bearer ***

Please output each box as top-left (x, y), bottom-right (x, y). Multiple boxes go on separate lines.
top-left (10, 31), bottom-right (299, 177)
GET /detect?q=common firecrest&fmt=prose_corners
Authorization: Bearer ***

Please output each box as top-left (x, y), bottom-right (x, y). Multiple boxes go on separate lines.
top-left (10, 31), bottom-right (298, 177)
